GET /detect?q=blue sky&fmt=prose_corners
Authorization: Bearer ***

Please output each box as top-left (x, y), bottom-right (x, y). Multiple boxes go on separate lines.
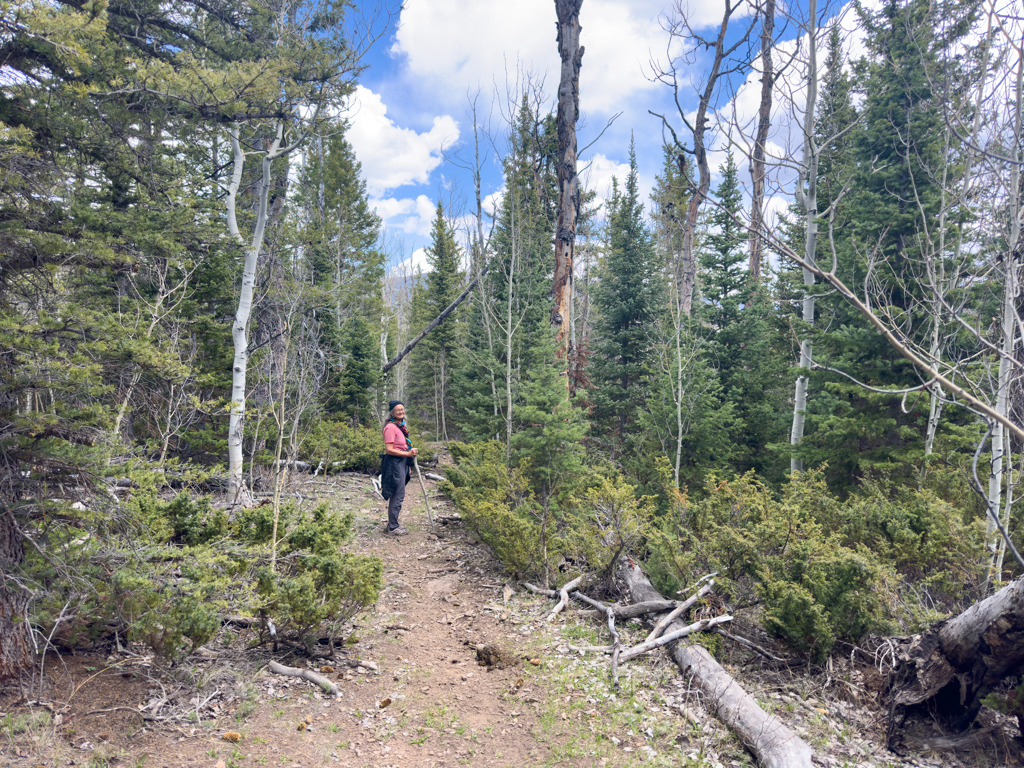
top-left (343, 0), bottom-right (858, 272)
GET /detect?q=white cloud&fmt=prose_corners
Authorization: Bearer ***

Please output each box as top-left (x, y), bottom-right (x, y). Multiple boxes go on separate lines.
top-left (347, 86), bottom-right (460, 196)
top-left (396, 247), bottom-right (431, 275)
top-left (391, 0), bottom-right (708, 114)
top-left (482, 188), bottom-right (504, 219)
top-left (372, 194), bottom-right (438, 237)
top-left (580, 153), bottom-right (655, 215)
top-left (581, 153), bottom-right (632, 206)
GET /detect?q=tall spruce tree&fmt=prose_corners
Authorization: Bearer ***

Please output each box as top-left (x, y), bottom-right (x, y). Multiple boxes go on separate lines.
top-left (408, 202), bottom-right (464, 439)
top-left (299, 128), bottom-right (383, 425)
top-left (793, 0), bottom-right (974, 488)
top-left (700, 152), bottom-right (748, 332)
top-left (590, 143), bottom-right (666, 451)
top-left (700, 153), bottom-right (791, 480)
top-left (451, 95), bottom-right (557, 450)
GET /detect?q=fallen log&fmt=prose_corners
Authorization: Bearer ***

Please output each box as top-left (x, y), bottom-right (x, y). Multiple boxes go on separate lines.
top-left (887, 575), bottom-right (1024, 732)
top-left (620, 560), bottom-right (814, 768)
top-left (267, 661), bottom-right (340, 696)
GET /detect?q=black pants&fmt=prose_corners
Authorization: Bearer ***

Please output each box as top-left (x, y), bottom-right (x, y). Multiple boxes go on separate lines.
top-left (380, 454), bottom-right (410, 530)
top-left (387, 470), bottom-right (406, 530)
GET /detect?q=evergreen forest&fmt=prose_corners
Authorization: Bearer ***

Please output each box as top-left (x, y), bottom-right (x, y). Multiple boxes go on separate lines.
top-left (3, 0), bottom-right (1024, 758)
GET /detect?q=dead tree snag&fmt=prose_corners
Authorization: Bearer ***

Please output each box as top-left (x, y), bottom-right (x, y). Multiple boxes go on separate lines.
top-left (553, 0), bottom-right (584, 351)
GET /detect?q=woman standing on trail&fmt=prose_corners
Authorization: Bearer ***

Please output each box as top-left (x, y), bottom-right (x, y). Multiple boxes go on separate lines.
top-left (380, 400), bottom-right (417, 536)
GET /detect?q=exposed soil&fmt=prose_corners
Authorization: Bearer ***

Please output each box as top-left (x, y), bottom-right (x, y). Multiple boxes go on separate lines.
top-left (2, 473), bottom-right (1022, 768)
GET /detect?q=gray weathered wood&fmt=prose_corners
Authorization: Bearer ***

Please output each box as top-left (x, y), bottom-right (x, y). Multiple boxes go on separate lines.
top-left (553, 0), bottom-right (583, 347)
top-left (891, 576), bottom-right (1024, 730)
top-left (620, 560), bottom-right (813, 768)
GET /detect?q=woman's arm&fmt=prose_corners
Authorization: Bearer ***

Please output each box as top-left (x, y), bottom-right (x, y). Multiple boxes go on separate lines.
top-left (385, 444), bottom-right (418, 457)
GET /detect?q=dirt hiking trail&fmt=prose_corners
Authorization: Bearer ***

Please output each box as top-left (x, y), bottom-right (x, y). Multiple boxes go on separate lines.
top-left (1, 473), bottom-right (1021, 767)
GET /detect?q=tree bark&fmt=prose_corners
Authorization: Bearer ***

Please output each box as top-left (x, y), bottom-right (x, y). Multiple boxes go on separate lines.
top-left (748, 0), bottom-right (775, 284)
top-left (227, 122), bottom-right (287, 505)
top-left (889, 576), bottom-right (1024, 732)
top-left (619, 560), bottom-right (814, 768)
top-left (790, 0), bottom-right (820, 474)
top-left (0, 510), bottom-right (31, 680)
top-left (986, 44), bottom-right (1023, 582)
top-left (553, 0), bottom-right (584, 350)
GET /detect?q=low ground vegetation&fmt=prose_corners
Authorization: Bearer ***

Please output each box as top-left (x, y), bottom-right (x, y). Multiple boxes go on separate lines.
top-left (446, 445), bottom-right (989, 661)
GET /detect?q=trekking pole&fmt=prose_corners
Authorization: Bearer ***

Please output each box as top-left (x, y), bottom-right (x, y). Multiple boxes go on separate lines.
top-left (413, 456), bottom-right (434, 526)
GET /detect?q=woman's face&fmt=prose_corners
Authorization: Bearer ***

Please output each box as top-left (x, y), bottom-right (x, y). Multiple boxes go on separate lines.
top-left (392, 405), bottom-right (406, 421)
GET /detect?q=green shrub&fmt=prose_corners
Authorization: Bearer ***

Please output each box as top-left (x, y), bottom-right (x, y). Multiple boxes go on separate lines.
top-left (444, 442), bottom-right (546, 579)
top-left (254, 503), bottom-right (382, 645)
top-left (566, 477), bottom-right (653, 589)
top-left (647, 470), bottom-right (896, 661)
top-left (162, 493), bottom-right (229, 545)
top-left (23, 489), bottom-right (382, 662)
top-left (303, 419), bottom-right (436, 474)
top-left (838, 476), bottom-right (986, 611)
top-left (107, 555), bottom-right (225, 660)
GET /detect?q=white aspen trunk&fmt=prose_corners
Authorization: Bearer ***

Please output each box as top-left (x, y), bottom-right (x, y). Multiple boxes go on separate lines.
top-left (227, 122), bottom-right (286, 504)
top-left (790, 3), bottom-right (819, 474)
top-left (987, 49), bottom-right (1024, 581)
top-left (995, 444), bottom-right (1020, 578)
top-left (987, 264), bottom-right (1017, 573)
top-left (674, 308), bottom-right (685, 489)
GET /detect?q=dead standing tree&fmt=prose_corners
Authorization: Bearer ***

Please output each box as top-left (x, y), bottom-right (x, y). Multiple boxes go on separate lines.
top-left (748, 0), bottom-right (776, 283)
top-left (650, 0), bottom-right (754, 318)
top-left (553, 0), bottom-right (583, 356)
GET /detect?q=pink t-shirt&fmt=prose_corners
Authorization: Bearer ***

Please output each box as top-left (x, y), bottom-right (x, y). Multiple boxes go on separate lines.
top-left (383, 422), bottom-right (407, 452)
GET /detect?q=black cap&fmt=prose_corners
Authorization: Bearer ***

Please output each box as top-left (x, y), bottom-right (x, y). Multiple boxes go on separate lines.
top-left (388, 400), bottom-right (404, 411)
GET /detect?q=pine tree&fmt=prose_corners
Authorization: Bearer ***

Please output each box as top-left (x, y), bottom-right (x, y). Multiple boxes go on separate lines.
top-left (452, 95), bottom-right (557, 450)
top-left (590, 142), bottom-right (666, 450)
top-left (698, 154), bottom-right (791, 480)
top-left (700, 152), bottom-right (748, 332)
top-left (510, 325), bottom-right (587, 578)
top-left (298, 127), bottom-right (383, 424)
top-left (408, 202), bottom-right (464, 438)
top-left (792, 0), bottom-right (975, 488)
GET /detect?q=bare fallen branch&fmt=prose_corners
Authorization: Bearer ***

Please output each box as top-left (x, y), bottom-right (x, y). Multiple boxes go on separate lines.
top-left (267, 660), bottom-right (340, 696)
top-left (647, 582), bottom-right (714, 642)
top-left (548, 575), bottom-right (584, 621)
top-left (713, 628), bottom-right (786, 663)
top-left (619, 616), bottom-right (733, 662)
top-left (522, 582), bottom-right (559, 598)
